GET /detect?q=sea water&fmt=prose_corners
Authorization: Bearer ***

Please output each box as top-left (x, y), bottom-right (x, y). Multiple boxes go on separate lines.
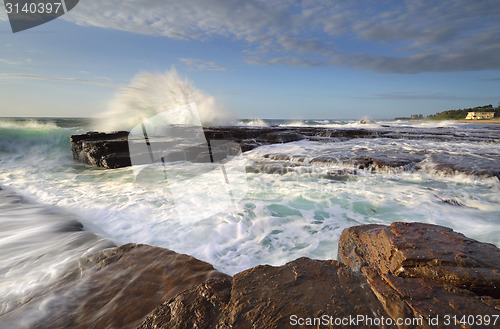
top-left (1, 117), bottom-right (499, 269)
top-left (2, 67), bottom-right (500, 326)
top-left (1, 117), bottom-right (500, 324)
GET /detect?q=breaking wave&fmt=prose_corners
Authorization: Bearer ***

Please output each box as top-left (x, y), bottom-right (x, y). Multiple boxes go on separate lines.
top-left (93, 68), bottom-right (237, 131)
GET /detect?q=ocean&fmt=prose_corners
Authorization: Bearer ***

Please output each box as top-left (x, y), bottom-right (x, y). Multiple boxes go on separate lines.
top-left (1, 117), bottom-right (500, 326)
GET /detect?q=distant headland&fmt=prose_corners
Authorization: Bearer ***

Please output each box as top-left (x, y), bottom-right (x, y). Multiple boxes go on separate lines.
top-left (395, 104), bottom-right (500, 121)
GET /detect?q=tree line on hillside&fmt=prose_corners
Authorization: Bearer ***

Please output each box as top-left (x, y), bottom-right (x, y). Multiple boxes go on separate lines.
top-left (396, 104), bottom-right (500, 120)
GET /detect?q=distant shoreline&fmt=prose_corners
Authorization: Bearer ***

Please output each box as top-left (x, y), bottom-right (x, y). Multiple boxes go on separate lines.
top-left (396, 119), bottom-right (500, 124)
top-left (454, 119), bottom-right (500, 124)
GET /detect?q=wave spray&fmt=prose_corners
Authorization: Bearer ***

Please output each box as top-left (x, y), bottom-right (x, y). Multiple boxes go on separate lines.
top-left (94, 68), bottom-right (236, 131)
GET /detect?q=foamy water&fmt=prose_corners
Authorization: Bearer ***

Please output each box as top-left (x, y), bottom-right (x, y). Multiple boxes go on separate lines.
top-left (1, 118), bottom-right (499, 276)
top-left (1, 115), bottom-right (500, 326)
top-left (94, 69), bottom-right (236, 131)
top-left (2, 65), bottom-right (499, 326)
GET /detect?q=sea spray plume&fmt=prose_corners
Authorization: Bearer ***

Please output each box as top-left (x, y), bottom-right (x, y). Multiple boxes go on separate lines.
top-left (94, 68), bottom-right (236, 131)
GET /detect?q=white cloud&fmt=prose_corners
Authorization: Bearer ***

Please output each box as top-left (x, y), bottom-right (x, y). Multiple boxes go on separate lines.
top-left (179, 58), bottom-right (227, 71)
top-left (0, 73), bottom-right (120, 87)
top-left (0, 59), bottom-right (21, 65)
top-left (63, 0), bottom-right (500, 73)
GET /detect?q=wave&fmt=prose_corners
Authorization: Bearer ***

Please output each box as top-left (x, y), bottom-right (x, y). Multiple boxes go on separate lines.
top-left (237, 118), bottom-right (269, 127)
top-left (0, 186), bottom-right (115, 319)
top-left (93, 68), bottom-right (237, 132)
top-left (0, 120), bottom-right (72, 155)
top-left (1, 118), bottom-right (499, 278)
top-left (0, 119), bottom-right (59, 130)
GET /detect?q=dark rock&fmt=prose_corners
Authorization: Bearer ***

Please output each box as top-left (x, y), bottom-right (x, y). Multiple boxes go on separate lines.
top-left (70, 126), bottom-right (500, 180)
top-left (138, 257), bottom-right (391, 329)
top-left (70, 127), bottom-right (377, 169)
top-left (2, 243), bottom-right (230, 329)
top-left (70, 131), bottom-right (131, 168)
top-left (324, 168), bottom-right (358, 181)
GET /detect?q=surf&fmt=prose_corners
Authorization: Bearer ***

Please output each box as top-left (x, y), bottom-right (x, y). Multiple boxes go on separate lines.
top-left (93, 68), bottom-right (237, 132)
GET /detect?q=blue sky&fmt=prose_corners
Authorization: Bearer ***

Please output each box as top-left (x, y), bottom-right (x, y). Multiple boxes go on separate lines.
top-left (1, 0), bottom-right (499, 119)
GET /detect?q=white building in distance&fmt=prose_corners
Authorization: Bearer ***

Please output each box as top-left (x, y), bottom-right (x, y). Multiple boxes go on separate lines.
top-left (465, 112), bottom-right (495, 120)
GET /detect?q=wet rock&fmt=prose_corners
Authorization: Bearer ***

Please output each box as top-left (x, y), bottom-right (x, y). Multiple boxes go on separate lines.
top-left (339, 222), bottom-right (500, 327)
top-left (137, 278), bottom-right (233, 329)
top-left (5, 222), bottom-right (499, 329)
top-left (361, 267), bottom-right (500, 328)
top-left (2, 243), bottom-right (229, 329)
top-left (338, 222), bottom-right (500, 298)
top-left (324, 168), bottom-right (358, 181)
top-left (218, 257), bottom-right (389, 329)
top-left (138, 257), bottom-right (390, 329)
top-left (69, 127), bottom-right (375, 169)
top-left (70, 131), bottom-right (131, 168)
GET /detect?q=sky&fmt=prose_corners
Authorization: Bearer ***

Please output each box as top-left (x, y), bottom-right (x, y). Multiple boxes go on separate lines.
top-left (0, 0), bottom-right (499, 120)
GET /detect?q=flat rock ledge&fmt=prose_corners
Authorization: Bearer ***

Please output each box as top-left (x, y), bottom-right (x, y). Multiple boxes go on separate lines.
top-left (69, 127), bottom-right (377, 169)
top-left (70, 128), bottom-right (500, 179)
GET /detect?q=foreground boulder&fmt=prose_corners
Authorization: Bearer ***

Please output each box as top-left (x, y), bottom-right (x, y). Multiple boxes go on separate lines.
top-left (138, 258), bottom-right (389, 329)
top-left (4, 222), bottom-right (498, 328)
top-left (339, 222), bottom-right (500, 328)
top-left (138, 222), bottom-right (500, 329)
top-left (338, 222), bottom-right (500, 298)
top-left (1, 244), bottom-right (229, 329)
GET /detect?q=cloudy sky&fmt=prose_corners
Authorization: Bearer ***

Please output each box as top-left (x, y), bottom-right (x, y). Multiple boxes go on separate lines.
top-left (1, 0), bottom-right (499, 119)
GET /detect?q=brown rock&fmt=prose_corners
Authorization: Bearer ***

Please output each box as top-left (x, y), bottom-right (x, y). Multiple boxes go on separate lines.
top-left (362, 268), bottom-right (500, 329)
top-left (220, 257), bottom-right (390, 329)
top-left (137, 278), bottom-right (233, 329)
top-left (2, 244), bottom-right (229, 329)
top-left (339, 222), bottom-right (500, 328)
top-left (138, 257), bottom-right (392, 329)
top-left (338, 222), bottom-right (500, 298)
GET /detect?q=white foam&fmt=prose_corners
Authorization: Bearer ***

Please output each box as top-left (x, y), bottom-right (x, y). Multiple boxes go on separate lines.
top-left (0, 123), bottom-right (499, 278)
top-left (0, 119), bottom-right (59, 130)
top-left (0, 187), bottom-right (114, 317)
top-left (238, 118), bottom-right (269, 127)
top-left (93, 68), bottom-right (237, 131)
